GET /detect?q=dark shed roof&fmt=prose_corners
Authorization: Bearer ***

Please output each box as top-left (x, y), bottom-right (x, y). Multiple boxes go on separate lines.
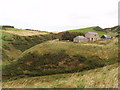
top-left (101, 35), bottom-right (112, 39)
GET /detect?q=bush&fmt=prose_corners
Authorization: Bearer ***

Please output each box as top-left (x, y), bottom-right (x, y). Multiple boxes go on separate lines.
top-left (60, 31), bottom-right (84, 41)
top-left (73, 55), bottom-right (87, 62)
top-left (84, 58), bottom-right (105, 69)
top-left (116, 35), bottom-right (120, 37)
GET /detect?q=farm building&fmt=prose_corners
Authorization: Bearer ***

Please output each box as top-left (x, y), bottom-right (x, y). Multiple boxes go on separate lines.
top-left (73, 36), bottom-right (88, 43)
top-left (0, 25), bottom-right (14, 30)
top-left (101, 35), bottom-right (112, 39)
top-left (85, 32), bottom-right (100, 41)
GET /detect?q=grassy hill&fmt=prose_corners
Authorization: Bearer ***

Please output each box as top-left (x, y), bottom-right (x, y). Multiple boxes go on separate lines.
top-left (67, 26), bottom-right (118, 37)
top-left (3, 39), bottom-right (118, 77)
top-left (3, 63), bottom-right (118, 88)
top-left (2, 26), bottom-right (119, 88)
top-left (3, 28), bottom-right (49, 36)
top-left (104, 25), bottom-right (120, 33)
top-left (1, 29), bottom-right (56, 62)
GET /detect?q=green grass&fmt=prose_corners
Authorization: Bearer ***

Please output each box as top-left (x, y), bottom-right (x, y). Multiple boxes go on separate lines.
top-left (1, 31), bottom-right (23, 61)
top-left (1, 30), bottom-right (56, 62)
top-left (3, 63), bottom-right (118, 88)
top-left (67, 26), bottom-right (117, 37)
top-left (3, 39), bottom-right (118, 77)
top-left (2, 26), bottom-right (119, 88)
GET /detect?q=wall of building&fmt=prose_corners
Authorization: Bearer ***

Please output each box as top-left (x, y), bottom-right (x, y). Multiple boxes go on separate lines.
top-left (73, 38), bottom-right (88, 43)
top-left (85, 33), bottom-right (99, 41)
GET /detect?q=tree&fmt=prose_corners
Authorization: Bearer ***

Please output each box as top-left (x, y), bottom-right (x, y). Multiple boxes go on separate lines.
top-left (61, 31), bottom-right (84, 41)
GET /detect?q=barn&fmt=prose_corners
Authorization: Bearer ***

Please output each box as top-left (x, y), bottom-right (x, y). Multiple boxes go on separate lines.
top-left (85, 32), bottom-right (100, 41)
top-left (73, 36), bottom-right (88, 43)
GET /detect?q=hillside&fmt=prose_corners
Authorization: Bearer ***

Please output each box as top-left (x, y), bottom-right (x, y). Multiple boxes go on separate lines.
top-left (2, 26), bottom-right (119, 88)
top-left (3, 39), bottom-right (118, 77)
top-left (67, 26), bottom-right (118, 37)
top-left (104, 25), bottom-right (120, 33)
top-left (3, 63), bottom-right (118, 88)
top-left (1, 29), bottom-right (56, 62)
top-left (2, 28), bottom-right (49, 36)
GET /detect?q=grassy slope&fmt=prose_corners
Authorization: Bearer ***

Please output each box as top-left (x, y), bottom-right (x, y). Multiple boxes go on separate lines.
top-left (3, 39), bottom-right (118, 77)
top-left (67, 26), bottom-right (117, 37)
top-left (104, 25), bottom-right (120, 33)
top-left (2, 26), bottom-right (118, 62)
top-left (20, 39), bottom-right (118, 61)
top-left (1, 29), bottom-right (56, 62)
top-left (2, 27), bottom-right (119, 88)
top-left (3, 28), bottom-right (49, 36)
top-left (2, 31), bottom-right (22, 62)
top-left (3, 63), bottom-right (118, 88)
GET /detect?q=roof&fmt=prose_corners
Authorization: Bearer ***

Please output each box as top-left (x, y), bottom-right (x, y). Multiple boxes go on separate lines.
top-left (86, 32), bottom-right (98, 35)
top-left (101, 35), bottom-right (112, 38)
top-left (74, 36), bottom-right (87, 39)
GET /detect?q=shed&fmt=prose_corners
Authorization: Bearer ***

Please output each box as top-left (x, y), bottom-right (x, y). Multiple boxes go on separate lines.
top-left (73, 36), bottom-right (88, 43)
top-left (85, 32), bottom-right (99, 41)
top-left (101, 35), bottom-right (112, 39)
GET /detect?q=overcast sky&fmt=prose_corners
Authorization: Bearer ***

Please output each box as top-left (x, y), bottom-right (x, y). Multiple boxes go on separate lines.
top-left (0, 0), bottom-right (119, 32)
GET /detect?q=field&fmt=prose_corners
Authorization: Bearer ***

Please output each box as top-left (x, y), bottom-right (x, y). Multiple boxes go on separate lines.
top-left (1, 26), bottom-right (119, 88)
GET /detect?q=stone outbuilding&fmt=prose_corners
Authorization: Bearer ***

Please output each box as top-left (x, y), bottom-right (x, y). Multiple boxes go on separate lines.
top-left (85, 32), bottom-right (100, 41)
top-left (73, 36), bottom-right (88, 43)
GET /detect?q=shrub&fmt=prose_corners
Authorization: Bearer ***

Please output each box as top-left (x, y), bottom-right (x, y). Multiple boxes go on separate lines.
top-left (73, 55), bottom-right (87, 62)
top-left (60, 31), bottom-right (84, 41)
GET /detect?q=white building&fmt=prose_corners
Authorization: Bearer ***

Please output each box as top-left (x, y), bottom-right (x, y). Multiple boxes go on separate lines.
top-left (73, 36), bottom-right (88, 43)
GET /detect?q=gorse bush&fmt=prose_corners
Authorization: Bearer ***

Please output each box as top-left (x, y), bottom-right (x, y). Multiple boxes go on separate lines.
top-left (73, 54), bottom-right (87, 62)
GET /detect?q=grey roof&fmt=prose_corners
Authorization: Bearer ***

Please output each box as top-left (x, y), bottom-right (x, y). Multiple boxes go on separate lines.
top-left (87, 32), bottom-right (98, 35)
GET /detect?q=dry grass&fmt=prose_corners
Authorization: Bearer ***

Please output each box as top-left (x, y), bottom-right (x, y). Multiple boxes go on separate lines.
top-left (3, 30), bottom-right (48, 36)
top-left (23, 39), bottom-right (118, 60)
top-left (2, 63), bottom-right (118, 88)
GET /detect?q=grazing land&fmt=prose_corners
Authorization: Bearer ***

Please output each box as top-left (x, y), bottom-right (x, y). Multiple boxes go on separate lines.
top-left (67, 26), bottom-right (118, 37)
top-left (2, 26), bottom-right (119, 88)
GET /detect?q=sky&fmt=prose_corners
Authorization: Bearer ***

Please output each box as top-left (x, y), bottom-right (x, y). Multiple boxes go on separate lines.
top-left (0, 0), bottom-right (119, 32)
